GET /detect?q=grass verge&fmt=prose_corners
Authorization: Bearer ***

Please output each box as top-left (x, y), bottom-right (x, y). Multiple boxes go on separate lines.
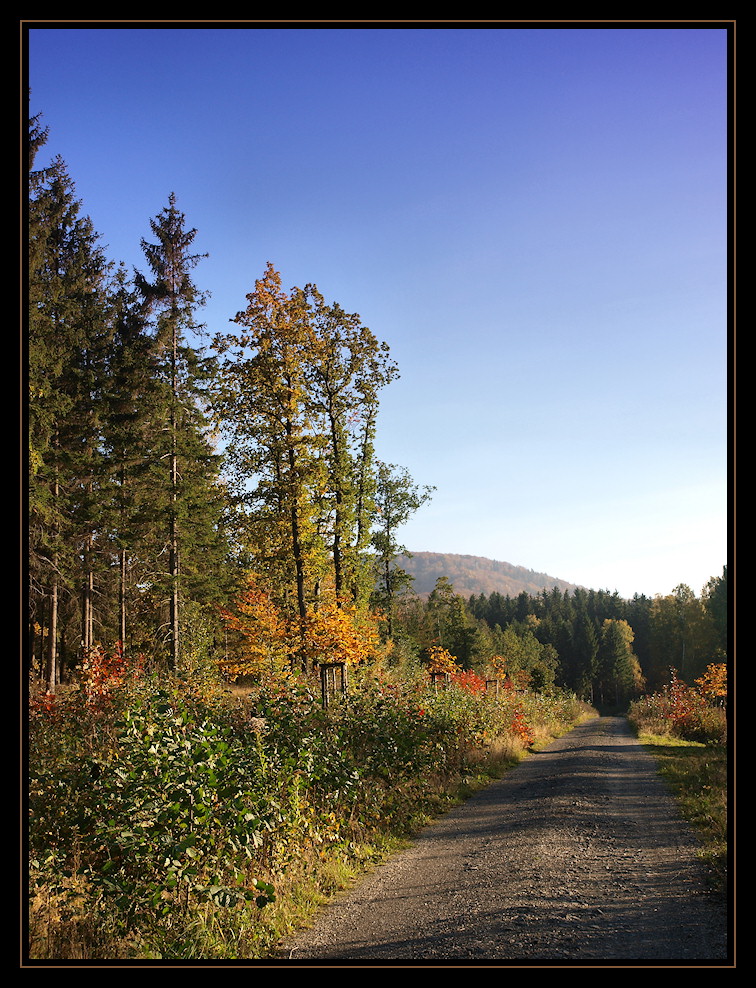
top-left (637, 731), bottom-right (728, 895)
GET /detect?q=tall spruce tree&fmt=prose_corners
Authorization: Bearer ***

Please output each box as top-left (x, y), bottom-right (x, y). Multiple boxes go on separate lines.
top-left (28, 111), bottom-right (56, 676)
top-left (134, 194), bottom-right (222, 669)
top-left (99, 265), bottom-right (160, 651)
top-left (28, 114), bottom-right (113, 687)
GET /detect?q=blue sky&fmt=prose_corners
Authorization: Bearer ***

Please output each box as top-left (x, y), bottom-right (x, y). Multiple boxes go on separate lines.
top-left (26, 23), bottom-right (731, 600)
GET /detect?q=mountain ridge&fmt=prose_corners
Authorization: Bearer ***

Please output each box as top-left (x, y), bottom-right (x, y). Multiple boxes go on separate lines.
top-left (397, 551), bottom-right (580, 599)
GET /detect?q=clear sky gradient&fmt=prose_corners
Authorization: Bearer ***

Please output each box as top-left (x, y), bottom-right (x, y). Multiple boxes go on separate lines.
top-left (26, 22), bottom-right (731, 600)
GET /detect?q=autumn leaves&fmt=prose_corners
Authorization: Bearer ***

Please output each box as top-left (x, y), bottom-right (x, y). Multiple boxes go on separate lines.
top-left (211, 265), bottom-right (406, 678)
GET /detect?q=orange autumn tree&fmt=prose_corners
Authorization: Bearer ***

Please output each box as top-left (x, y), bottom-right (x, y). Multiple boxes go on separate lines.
top-left (218, 574), bottom-right (292, 681)
top-left (486, 654), bottom-right (530, 690)
top-left (695, 662), bottom-right (727, 706)
top-left (488, 653), bottom-right (507, 681)
top-left (219, 575), bottom-right (385, 681)
top-left (299, 596), bottom-right (383, 670)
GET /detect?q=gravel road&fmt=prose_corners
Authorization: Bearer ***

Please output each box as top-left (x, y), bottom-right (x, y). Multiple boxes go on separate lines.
top-left (279, 715), bottom-right (730, 965)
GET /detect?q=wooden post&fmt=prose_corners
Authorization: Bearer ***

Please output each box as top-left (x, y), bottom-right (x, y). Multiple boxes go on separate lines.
top-left (320, 661), bottom-right (347, 708)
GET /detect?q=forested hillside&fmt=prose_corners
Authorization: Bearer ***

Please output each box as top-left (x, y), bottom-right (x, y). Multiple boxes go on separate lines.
top-left (396, 552), bottom-right (580, 598)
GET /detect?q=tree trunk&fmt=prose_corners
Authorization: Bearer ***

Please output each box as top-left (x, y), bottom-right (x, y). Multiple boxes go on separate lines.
top-left (81, 535), bottom-right (93, 654)
top-left (119, 547), bottom-right (127, 651)
top-left (46, 570), bottom-right (58, 692)
top-left (169, 316), bottom-right (180, 670)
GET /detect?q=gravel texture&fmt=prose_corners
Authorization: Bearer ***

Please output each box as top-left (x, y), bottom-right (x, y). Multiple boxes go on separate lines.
top-left (279, 715), bottom-right (730, 966)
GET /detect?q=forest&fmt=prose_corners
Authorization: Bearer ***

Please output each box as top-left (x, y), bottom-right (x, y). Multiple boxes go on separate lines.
top-left (26, 108), bottom-right (727, 701)
top-left (26, 109), bottom-right (728, 960)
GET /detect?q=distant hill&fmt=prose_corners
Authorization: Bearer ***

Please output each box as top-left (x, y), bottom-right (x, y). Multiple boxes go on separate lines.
top-left (396, 552), bottom-right (580, 599)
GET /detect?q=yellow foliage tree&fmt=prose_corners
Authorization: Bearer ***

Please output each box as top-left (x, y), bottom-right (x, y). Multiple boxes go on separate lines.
top-left (300, 598), bottom-right (382, 669)
top-left (427, 645), bottom-right (459, 677)
top-left (219, 576), bottom-right (385, 681)
top-left (485, 655), bottom-right (531, 690)
top-left (217, 574), bottom-right (291, 681)
top-left (488, 654), bottom-right (507, 680)
top-left (695, 662), bottom-right (727, 704)
top-left (212, 264), bottom-right (398, 652)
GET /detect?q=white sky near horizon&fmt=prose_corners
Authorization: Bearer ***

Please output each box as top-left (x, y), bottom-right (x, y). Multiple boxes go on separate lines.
top-left (26, 22), bottom-right (731, 600)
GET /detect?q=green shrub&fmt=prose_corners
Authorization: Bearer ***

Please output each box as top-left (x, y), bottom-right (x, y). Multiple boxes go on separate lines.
top-left (28, 667), bottom-right (592, 959)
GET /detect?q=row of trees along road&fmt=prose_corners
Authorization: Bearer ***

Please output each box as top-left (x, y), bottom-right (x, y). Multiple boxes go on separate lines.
top-left (459, 574), bottom-right (728, 701)
top-left (27, 109), bottom-right (431, 687)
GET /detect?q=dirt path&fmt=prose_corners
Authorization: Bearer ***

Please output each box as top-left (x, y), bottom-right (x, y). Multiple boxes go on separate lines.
top-left (279, 716), bottom-right (729, 965)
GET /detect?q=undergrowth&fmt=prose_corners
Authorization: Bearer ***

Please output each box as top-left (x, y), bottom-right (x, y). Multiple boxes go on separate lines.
top-left (627, 665), bottom-right (729, 895)
top-left (27, 655), bottom-right (593, 961)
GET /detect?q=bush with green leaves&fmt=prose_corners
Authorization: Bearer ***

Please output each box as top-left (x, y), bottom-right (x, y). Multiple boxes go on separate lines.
top-left (29, 667), bottom-right (593, 958)
top-left (29, 686), bottom-right (276, 942)
top-left (92, 694), bottom-right (276, 919)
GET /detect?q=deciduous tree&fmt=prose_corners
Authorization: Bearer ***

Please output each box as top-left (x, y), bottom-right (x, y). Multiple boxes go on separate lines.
top-left (212, 265), bottom-right (400, 668)
top-left (371, 463), bottom-right (434, 639)
top-left (212, 264), bottom-right (328, 654)
top-left (305, 289), bottom-right (397, 607)
top-left (597, 618), bottom-right (644, 705)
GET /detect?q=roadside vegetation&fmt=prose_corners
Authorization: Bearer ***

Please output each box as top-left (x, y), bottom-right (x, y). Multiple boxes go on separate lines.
top-left (627, 664), bottom-right (729, 894)
top-left (28, 648), bottom-right (595, 961)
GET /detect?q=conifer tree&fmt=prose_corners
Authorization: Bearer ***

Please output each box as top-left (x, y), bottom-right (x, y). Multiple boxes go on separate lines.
top-left (28, 114), bottom-right (112, 686)
top-left (572, 612), bottom-right (599, 702)
top-left (99, 266), bottom-right (159, 650)
top-left (28, 111), bottom-right (55, 672)
top-left (134, 194), bottom-right (222, 668)
top-left (702, 566), bottom-right (728, 659)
